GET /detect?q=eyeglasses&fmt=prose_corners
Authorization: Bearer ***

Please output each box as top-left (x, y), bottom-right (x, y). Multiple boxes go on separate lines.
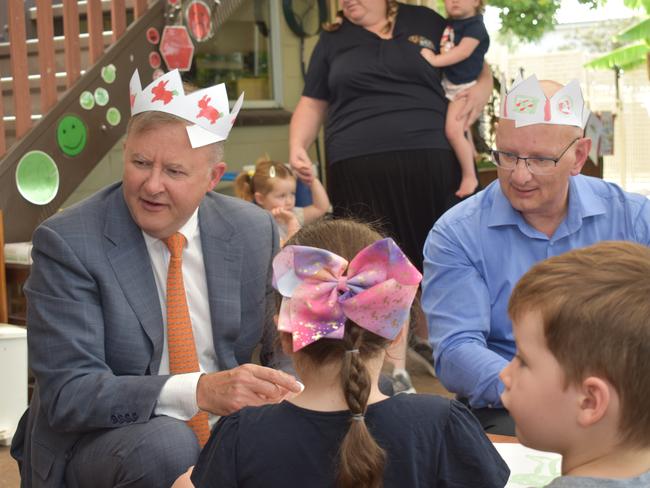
top-left (491, 137), bottom-right (580, 175)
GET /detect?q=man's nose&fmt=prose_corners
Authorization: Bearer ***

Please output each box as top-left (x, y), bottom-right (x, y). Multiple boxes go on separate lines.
top-left (143, 168), bottom-right (164, 194)
top-left (510, 158), bottom-right (533, 184)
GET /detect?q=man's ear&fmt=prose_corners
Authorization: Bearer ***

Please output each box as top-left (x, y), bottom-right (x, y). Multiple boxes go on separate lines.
top-left (571, 137), bottom-right (591, 176)
top-left (207, 162), bottom-right (227, 191)
top-left (576, 376), bottom-right (611, 427)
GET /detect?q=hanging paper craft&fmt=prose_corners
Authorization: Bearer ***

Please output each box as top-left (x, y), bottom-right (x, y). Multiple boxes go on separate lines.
top-left (15, 151), bottom-right (60, 205)
top-left (160, 25), bottom-right (195, 71)
top-left (129, 68), bottom-right (244, 147)
top-left (186, 0), bottom-right (214, 42)
top-left (57, 115), bottom-right (88, 156)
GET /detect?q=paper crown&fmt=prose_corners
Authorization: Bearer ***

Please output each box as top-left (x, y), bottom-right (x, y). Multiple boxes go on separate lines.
top-left (499, 74), bottom-right (590, 129)
top-left (129, 69), bottom-right (244, 148)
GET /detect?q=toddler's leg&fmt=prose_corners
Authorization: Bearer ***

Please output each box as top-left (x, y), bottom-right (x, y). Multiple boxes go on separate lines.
top-left (445, 99), bottom-right (478, 198)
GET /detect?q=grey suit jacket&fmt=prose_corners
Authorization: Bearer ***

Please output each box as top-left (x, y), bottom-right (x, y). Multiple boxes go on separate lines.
top-left (10, 182), bottom-right (279, 487)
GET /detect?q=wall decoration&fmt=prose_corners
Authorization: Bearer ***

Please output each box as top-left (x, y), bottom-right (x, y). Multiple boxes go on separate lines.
top-left (101, 64), bottom-right (117, 84)
top-left (160, 25), bottom-right (195, 71)
top-left (94, 87), bottom-right (110, 107)
top-left (79, 91), bottom-right (95, 110)
top-left (147, 27), bottom-right (160, 44)
top-left (186, 0), bottom-right (214, 42)
top-left (106, 107), bottom-right (122, 127)
top-left (149, 51), bottom-right (162, 69)
top-left (56, 115), bottom-right (88, 157)
top-left (15, 151), bottom-right (60, 205)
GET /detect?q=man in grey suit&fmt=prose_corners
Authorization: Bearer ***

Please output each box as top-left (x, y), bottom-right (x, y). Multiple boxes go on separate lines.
top-left (10, 71), bottom-right (302, 487)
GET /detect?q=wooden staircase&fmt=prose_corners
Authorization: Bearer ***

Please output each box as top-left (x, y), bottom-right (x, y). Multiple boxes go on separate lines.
top-left (0, 0), bottom-right (164, 243)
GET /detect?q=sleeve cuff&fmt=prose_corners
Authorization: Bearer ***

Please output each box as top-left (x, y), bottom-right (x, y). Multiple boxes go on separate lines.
top-left (154, 372), bottom-right (203, 420)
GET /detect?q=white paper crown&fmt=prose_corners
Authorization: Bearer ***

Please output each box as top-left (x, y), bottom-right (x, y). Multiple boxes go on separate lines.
top-left (499, 74), bottom-right (590, 129)
top-left (129, 69), bottom-right (245, 148)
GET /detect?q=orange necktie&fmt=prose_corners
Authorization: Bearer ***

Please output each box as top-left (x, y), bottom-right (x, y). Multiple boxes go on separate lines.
top-left (164, 232), bottom-right (210, 447)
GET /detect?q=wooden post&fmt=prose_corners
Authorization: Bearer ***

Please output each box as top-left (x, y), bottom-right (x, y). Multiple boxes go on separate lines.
top-left (63, 0), bottom-right (81, 88)
top-left (134, 0), bottom-right (148, 19)
top-left (36, 0), bottom-right (57, 113)
top-left (0, 210), bottom-right (8, 324)
top-left (87, 0), bottom-right (104, 65)
top-left (111, 0), bottom-right (127, 42)
top-left (8, 0), bottom-right (31, 138)
top-left (0, 66), bottom-right (5, 157)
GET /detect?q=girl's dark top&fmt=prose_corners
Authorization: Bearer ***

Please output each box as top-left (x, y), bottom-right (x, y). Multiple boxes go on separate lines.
top-left (303, 3), bottom-right (452, 165)
top-left (191, 394), bottom-right (510, 488)
top-left (443, 15), bottom-right (490, 84)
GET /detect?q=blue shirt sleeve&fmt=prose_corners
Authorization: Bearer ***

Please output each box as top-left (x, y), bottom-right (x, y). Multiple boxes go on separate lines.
top-left (422, 221), bottom-right (508, 408)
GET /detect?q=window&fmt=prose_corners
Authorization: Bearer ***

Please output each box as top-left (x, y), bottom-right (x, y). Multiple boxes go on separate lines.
top-left (188, 0), bottom-right (283, 108)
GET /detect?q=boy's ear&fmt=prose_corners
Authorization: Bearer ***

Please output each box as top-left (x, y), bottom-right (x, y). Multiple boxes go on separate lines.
top-left (576, 376), bottom-right (612, 427)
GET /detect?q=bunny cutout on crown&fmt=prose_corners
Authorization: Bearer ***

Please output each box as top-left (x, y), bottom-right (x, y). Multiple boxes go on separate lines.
top-left (129, 69), bottom-right (244, 148)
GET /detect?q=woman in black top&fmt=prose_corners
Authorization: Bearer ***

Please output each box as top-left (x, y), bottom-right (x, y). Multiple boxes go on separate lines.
top-left (289, 0), bottom-right (492, 271)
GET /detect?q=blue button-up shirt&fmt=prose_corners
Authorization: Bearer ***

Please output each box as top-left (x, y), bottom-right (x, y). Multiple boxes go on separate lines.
top-left (422, 175), bottom-right (650, 408)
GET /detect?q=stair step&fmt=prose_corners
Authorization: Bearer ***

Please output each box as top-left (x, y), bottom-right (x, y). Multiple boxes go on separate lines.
top-left (1, 72), bottom-right (73, 93)
top-left (0, 32), bottom-right (115, 57)
top-left (28, 0), bottom-right (137, 20)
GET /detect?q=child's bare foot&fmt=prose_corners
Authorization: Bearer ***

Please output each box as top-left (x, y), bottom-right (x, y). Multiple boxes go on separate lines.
top-left (455, 176), bottom-right (479, 198)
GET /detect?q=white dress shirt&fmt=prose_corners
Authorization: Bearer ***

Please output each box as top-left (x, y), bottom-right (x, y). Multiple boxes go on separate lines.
top-left (143, 209), bottom-right (218, 421)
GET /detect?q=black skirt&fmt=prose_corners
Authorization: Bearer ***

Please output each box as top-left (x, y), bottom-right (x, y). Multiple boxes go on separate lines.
top-left (327, 148), bottom-right (462, 271)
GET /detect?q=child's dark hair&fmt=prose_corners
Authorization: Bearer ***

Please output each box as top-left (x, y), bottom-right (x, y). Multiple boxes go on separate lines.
top-left (233, 158), bottom-right (295, 202)
top-left (283, 219), bottom-right (389, 488)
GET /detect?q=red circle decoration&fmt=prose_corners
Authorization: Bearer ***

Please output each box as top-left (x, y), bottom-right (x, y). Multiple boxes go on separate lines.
top-left (149, 51), bottom-right (162, 69)
top-left (146, 27), bottom-right (160, 45)
top-left (186, 1), bottom-right (213, 42)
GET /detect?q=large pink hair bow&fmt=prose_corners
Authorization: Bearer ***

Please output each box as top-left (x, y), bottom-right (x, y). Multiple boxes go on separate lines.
top-left (272, 238), bottom-right (422, 352)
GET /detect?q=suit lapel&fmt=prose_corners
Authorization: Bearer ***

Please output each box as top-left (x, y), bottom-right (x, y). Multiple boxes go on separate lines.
top-left (199, 195), bottom-right (242, 370)
top-left (104, 189), bottom-right (164, 373)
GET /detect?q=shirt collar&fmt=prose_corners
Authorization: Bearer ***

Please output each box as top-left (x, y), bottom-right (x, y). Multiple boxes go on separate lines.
top-left (142, 208), bottom-right (200, 249)
top-left (488, 175), bottom-right (608, 234)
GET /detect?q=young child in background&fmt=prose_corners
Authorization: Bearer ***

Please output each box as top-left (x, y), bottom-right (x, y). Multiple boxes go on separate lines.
top-left (420, 0), bottom-right (489, 198)
top-left (234, 158), bottom-right (330, 245)
top-left (501, 241), bottom-right (650, 487)
top-left (177, 219), bottom-right (509, 488)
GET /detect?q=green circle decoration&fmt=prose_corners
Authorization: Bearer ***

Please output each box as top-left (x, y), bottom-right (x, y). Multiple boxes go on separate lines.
top-left (101, 64), bottom-right (117, 84)
top-left (56, 115), bottom-right (88, 157)
top-left (106, 107), bottom-right (121, 126)
top-left (94, 87), bottom-right (109, 106)
top-left (15, 151), bottom-right (60, 205)
top-left (79, 91), bottom-right (95, 110)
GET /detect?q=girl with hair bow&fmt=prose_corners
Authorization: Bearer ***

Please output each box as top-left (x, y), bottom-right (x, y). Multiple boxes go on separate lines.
top-left (176, 220), bottom-right (508, 488)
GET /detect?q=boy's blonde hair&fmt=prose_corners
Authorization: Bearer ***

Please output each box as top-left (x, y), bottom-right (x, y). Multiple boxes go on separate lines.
top-left (233, 157), bottom-right (295, 202)
top-left (509, 241), bottom-right (650, 448)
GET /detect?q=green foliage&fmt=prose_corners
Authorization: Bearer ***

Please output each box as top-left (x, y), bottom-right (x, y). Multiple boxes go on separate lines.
top-left (585, 41), bottom-right (650, 70)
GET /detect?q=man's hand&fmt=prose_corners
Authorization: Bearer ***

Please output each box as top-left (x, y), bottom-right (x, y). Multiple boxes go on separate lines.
top-left (196, 364), bottom-right (303, 416)
top-left (289, 147), bottom-right (314, 184)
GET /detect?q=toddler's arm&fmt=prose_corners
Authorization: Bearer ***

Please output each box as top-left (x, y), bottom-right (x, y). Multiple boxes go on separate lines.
top-left (301, 171), bottom-right (330, 224)
top-left (420, 37), bottom-right (480, 67)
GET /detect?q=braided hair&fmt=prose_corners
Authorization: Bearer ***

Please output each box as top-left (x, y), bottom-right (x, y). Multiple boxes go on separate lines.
top-left (283, 219), bottom-right (391, 488)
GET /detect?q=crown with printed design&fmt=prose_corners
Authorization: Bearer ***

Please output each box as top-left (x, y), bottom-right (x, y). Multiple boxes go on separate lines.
top-left (499, 74), bottom-right (590, 129)
top-left (129, 69), bottom-right (245, 148)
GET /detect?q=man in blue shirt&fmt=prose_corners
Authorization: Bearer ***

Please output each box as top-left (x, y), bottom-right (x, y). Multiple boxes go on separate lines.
top-left (422, 76), bottom-right (650, 435)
